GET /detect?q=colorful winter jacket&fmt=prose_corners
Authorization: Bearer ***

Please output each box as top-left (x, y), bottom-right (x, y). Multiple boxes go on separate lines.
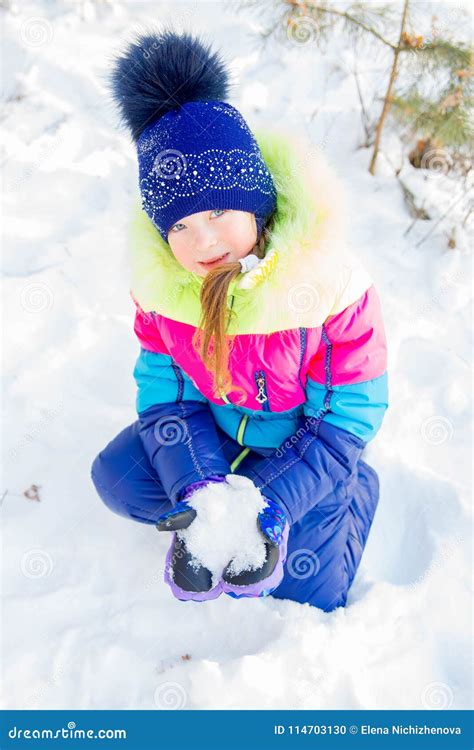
top-left (129, 129), bottom-right (389, 526)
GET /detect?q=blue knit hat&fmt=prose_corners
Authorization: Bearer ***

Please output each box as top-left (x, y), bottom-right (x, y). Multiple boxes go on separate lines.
top-left (110, 29), bottom-right (277, 243)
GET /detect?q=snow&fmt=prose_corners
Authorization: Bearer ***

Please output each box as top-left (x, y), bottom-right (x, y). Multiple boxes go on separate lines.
top-left (177, 475), bottom-right (268, 583)
top-left (1, 0), bottom-right (472, 711)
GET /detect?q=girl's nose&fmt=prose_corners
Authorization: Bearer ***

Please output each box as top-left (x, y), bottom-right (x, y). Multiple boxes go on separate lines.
top-left (193, 226), bottom-right (218, 256)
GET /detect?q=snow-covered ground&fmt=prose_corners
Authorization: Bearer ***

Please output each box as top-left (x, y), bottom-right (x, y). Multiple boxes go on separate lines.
top-left (1, 0), bottom-right (472, 710)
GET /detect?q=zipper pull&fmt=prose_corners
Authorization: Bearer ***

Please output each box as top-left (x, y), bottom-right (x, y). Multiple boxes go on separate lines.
top-left (254, 370), bottom-right (268, 405)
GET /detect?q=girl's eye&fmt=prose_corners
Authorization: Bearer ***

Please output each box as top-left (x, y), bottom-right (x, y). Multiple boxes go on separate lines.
top-left (170, 210), bottom-right (226, 233)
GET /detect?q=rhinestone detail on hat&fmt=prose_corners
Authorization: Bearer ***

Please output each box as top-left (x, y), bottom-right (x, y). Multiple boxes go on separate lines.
top-left (140, 147), bottom-right (275, 214)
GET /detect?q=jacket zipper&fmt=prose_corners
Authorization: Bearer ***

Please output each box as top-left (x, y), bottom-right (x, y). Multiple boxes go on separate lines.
top-left (298, 327), bottom-right (308, 396)
top-left (171, 362), bottom-right (184, 402)
top-left (254, 370), bottom-right (270, 411)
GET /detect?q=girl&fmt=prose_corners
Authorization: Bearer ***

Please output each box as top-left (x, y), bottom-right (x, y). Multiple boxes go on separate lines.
top-left (91, 29), bottom-right (389, 610)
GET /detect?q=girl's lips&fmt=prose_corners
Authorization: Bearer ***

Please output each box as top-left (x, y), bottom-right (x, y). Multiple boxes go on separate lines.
top-left (198, 252), bottom-right (230, 269)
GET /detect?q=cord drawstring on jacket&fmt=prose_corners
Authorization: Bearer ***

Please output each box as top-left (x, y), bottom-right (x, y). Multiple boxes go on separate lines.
top-left (239, 254), bottom-right (259, 274)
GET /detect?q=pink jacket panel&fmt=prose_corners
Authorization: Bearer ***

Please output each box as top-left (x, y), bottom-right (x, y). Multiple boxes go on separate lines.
top-left (308, 285), bottom-right (387, 386)
top-left (132, 294), bottom-right (322, 411)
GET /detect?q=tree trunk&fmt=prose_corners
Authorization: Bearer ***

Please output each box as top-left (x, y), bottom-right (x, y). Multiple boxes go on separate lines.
top-left (368, 0), bottom-right (410, 175)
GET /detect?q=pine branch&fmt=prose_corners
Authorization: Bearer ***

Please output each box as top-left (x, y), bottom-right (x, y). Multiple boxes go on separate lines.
top-left (390, 84), bottom-right (473, 149)
top-left (285, 0), bottom-right (398, 48)
top-left (405, 39), bottom-right (472, 71)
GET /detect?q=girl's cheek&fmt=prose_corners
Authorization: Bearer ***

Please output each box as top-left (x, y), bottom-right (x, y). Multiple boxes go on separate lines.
top-left (179, 247), bottom-right (195, 268)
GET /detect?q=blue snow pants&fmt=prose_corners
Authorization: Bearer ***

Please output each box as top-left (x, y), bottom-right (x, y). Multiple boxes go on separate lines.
top-left (91, 420), bottom-right (379, 611)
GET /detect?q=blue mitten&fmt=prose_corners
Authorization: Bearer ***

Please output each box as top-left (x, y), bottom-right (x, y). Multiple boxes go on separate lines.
top-left (221, 493), bottom-right (290, 599)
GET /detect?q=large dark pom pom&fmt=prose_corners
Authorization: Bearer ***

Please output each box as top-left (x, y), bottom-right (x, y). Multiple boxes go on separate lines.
top-left (110, 28), bottom-right (230, 142)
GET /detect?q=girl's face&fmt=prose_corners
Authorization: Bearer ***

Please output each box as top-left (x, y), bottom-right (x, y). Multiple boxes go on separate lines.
top-left (167, 209), bottom-right (257, 277)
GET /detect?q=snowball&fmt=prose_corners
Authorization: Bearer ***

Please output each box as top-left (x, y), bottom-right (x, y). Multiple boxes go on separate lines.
top-left (178, 474), bottom-right (269, 586)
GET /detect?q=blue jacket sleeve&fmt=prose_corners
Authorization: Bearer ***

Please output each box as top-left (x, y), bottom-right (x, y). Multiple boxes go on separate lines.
top-left (245, 417), bottom-right (366, 526)
top-left (133, 346), bottom-right (231, 505)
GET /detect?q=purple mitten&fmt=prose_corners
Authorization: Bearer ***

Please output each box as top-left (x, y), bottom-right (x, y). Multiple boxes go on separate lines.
top-left (156, 475), bottom-right (226, 602)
